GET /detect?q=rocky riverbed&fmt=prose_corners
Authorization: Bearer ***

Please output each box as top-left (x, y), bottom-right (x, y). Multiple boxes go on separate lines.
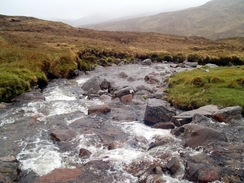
top-left (0, 60), bottom-right (243, 183)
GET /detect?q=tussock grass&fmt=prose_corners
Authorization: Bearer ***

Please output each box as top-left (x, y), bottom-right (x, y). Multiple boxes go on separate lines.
top-left (0, 15), bottom-right (244, 102)
top-left (166, 66), bottom-right (244, 111)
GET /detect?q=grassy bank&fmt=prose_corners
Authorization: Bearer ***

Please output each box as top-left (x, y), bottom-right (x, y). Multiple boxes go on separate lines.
top-left (1, 15), bottom-right (244, 102)
top-left (165, 66), bottom-right (244, 111)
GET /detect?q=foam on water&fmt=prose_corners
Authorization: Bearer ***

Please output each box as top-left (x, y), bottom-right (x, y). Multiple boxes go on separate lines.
top-left (44, 86), bottom-right (76, 101)
top-left (0, 117), bottom-right (15, 127)
top-left (116, 121), bottom-right (172, 142)
top-left (76, 77), bottom-right (90, 86)
top-left (17, 135), bottom-right (64, 176)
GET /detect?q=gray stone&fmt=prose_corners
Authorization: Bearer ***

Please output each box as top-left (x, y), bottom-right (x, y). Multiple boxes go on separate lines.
top-left (144, 99), bottom-right (176, 125)
top-left (172, 105), bottom-right (219, 126)
top-left (212, 106), bottom-right (243, 123)
top-left (82, 76), bottom-right (101, 94)
top-left (141, 59), bottom-right (152, 65)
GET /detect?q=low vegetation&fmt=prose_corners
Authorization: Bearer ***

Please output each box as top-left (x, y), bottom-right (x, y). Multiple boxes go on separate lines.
top-left (166, 66), bottom-right (244, 111)
top-left (0, 15), bottom-right (244, 105)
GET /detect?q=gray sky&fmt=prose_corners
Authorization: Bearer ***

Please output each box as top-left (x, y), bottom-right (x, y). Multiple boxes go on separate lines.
top-left (1, 0), bottom-right (211, 21)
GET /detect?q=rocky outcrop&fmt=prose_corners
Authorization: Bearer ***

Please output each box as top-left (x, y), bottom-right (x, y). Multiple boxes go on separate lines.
top-left (144, 99), bottom-right (176, 125)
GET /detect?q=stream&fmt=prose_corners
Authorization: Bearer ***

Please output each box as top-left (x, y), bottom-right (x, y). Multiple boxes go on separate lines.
top-left (0, 62), bottom-right (232, 183)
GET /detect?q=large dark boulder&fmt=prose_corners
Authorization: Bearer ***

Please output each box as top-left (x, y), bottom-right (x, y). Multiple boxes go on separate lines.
top-left (172, 124), bottom-right (227, 148)
top-left (144, 99), bottom-right (176, 126)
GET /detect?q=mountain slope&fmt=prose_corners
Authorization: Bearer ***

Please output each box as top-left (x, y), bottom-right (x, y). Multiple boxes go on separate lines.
top-left (86, 0), bottom-right (244, 39)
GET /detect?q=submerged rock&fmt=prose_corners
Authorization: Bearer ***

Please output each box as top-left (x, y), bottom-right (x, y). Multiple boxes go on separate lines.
top-left (13, 91), bottom-right (45, 102)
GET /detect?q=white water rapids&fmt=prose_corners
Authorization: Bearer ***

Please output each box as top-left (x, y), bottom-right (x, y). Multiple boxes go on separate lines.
top-left (0, 63), bottom-right (206, 182)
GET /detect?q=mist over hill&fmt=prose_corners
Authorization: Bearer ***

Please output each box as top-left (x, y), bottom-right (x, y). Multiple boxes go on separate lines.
top-left (85, 0), bottom-right (244, 40)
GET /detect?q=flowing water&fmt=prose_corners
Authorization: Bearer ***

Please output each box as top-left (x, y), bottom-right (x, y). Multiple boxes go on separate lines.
top-left (0, 63), bottom-right (198, 182)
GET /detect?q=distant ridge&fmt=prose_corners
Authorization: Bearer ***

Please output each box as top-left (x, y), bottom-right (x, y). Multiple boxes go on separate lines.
top-left (85, 0), bottom-right (244, 40)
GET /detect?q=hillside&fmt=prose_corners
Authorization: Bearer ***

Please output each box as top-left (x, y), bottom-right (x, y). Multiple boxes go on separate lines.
top-left (86, 0), bottom-right (244, 40)
top-left (0, 14), bottom-right (244, 102)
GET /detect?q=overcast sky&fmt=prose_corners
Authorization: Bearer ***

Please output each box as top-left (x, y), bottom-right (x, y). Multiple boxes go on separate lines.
top-left (1, 0), bottom-right (211, 21)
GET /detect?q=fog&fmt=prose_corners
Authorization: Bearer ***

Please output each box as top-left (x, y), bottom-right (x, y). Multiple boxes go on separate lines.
top-left (0, 0), bottom-right (211, 26)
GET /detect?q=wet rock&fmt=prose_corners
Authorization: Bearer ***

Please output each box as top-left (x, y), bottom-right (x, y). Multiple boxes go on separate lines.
top-left (152, 122), bottom-right (175, 129)
top-left (118, 72), bottom-right (128, 78)
top-left (13, 91), bottom-right (45, 102)
top-left (127, 76), bottom-right (136, 82)
top-left (67, 69), bottom-right (79, 79)
top-left (50, 129), bottom-right (76, 142)
top-left (88, 104), bottom-right (111, 115)
top-left (141, 59), bottom-right (152, 66)
top-left (140, 174), bottom-right (166, 183)
top-left (19, 170), bottom-right (38, 183)
top-left (126, 160), bottom-right (155, 177)
top-left (144, 74), bottom-right (160, 84)
top-left (172, 124), bottom-right (228, 148)
top-left (0, 102), bottom-right (9, 109)
top-left (79, 148), bottom-right (92, 159)
top-left (154, 88), bottom-right (165, 99)
top-left (212, 106), bottom-right (243, 123)
top-left (0, 156), bottom-right (20, 183)
top-left (184, 61), bottom-right (198, 67)
top-left (108, 141), bottom-right (123, 150)
top-left (120, 94), bottom-right (133, 103)
top-left (148, 136), bottom-right (175, 150)
top-left (114, 87), bottom-right (134, 98)
top-left (205, 63), bottom-right (218, 68)
top-left (99, 94), bottom-right (112, 102)
top-left (136, 85), bottom-right (152, 93)
top-left (33, 168), bottom-right (83, 183)
top-left (82, 76), bottom-right (101, 94)
top-left (144, 99), bottom-right (176, 126)
top-left (166, 157), bottom-right (182, 176)
top-left (100, 78), bottom-right (110, 90)
top-left (186, 162), bottom-right (221, 183)
top-left (172, 105), bottom-right (219, 126)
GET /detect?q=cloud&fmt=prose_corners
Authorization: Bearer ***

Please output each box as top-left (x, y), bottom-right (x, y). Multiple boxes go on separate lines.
top-left (0, 0), bottom-right (211, 20)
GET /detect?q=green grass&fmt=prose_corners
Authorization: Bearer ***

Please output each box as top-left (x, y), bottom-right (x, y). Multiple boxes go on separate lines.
top-left (166, 66), bottom-right (244, 111)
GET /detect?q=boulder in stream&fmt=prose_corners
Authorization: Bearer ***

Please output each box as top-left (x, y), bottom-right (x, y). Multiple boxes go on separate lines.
top-left (88, 104), bottom-right (111, 115)
top-left (212, 106), bottom-right (243, 123)
top-left (172, 124), bottom-right (228, 148)
top-left (50, 129), bottom-right (76, 142)
top-left (144, 99), bottom-right (176, 126)
top-left (0, 156), bottom-right (20, 183)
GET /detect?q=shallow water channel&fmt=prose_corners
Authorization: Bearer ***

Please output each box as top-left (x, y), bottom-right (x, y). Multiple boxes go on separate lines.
top-left (0, 63), bottom-right (200, 182)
